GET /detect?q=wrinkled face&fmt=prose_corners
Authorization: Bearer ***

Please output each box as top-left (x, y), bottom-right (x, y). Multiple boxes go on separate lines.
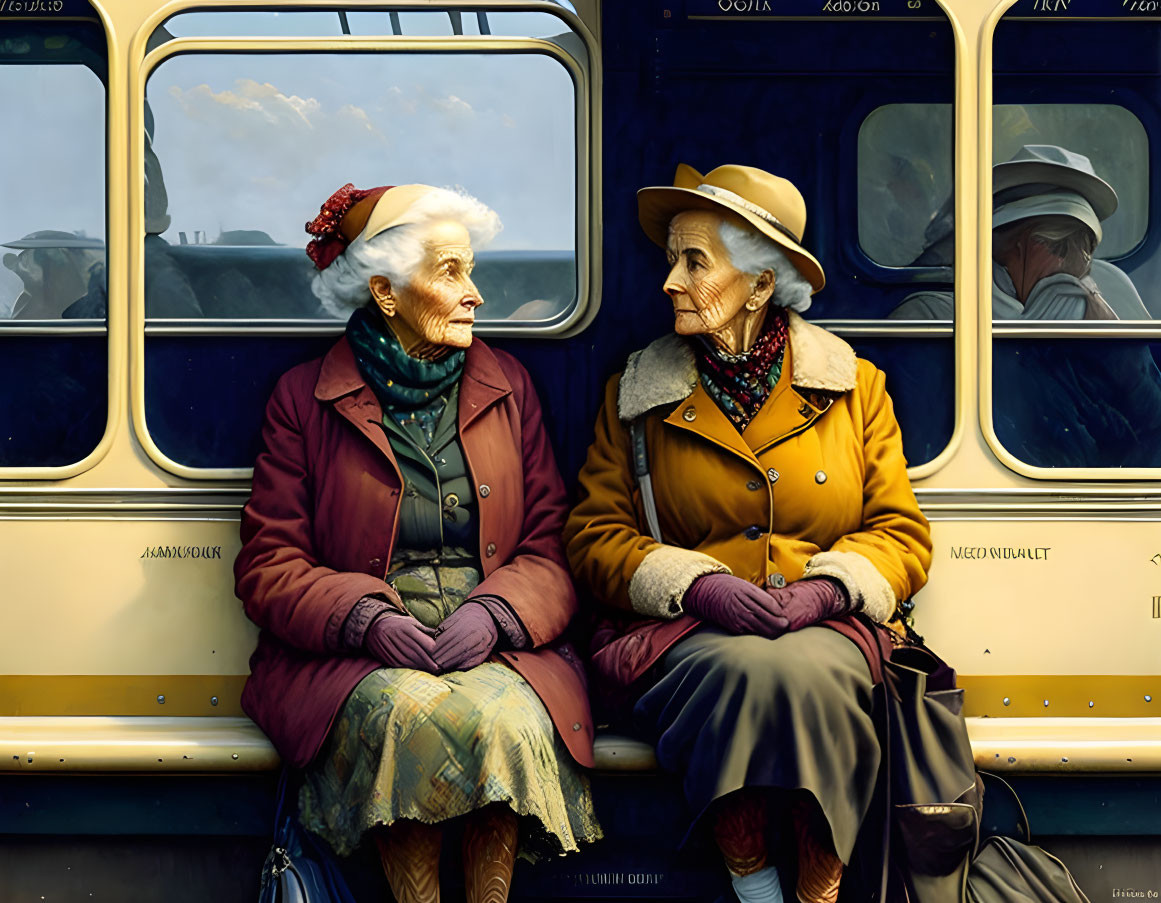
top-left (393, 220), bottom-right (482, 349)
top-left (664, 209), bottom-right (753, 336)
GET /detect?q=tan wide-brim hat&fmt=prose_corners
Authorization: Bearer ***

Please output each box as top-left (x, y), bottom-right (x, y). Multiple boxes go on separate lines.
top-left (637, 163), bottom-right (825, 293)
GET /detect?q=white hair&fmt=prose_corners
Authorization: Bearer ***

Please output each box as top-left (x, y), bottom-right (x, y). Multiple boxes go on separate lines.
top-left (312, 186), bottom-right (502, 317)
top-left (718, 219), bottom-right (814, 313)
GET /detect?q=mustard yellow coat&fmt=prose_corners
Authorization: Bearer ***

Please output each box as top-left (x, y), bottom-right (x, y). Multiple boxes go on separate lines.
top-left (565, 312), bottom-right (932, 627)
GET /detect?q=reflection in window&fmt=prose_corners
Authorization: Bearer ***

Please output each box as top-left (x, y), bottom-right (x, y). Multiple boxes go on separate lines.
top-left (0, 63), bottom-right (105, 320)
top-left (857, 103), bottom-right (953, 269)
top-left (145, 51), bottom-right (577, 322)
top-left (887, 107), bottom-right (1151, 323)
top-left (994, 340), bottom-right (1161, 469)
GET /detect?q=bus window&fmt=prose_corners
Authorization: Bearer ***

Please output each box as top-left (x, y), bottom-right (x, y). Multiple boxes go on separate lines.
top-left (985, 8), bottom-right (1161, 472)
top-left (858, 103), bottom-right (954, 273)
top-left (138, 19), bottom-right (593, 475)
top-left (144, 51), bottom-right (578, 325)
top-left (0, 20), bottom-right (107, 469)
top-left (159, 9), bottom-right (575, 40)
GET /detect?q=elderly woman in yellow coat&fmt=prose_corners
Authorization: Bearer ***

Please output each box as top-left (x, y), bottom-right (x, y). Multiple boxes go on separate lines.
top-left (565, 164), bottom-right (932, 903)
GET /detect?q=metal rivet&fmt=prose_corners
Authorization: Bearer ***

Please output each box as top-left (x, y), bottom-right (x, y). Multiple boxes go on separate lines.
top-left (1002, 697), bottom-right (1010, 706)
top-left (1008, 756), bottom-right (1016, 764)
top-left (210, 697), bottom-right (219, 707)
top-left (1089, 700), bottom-right (1095, 708)
top-left (814, 470), bottom-right (827, 484)
top-left (1147, 695), bottom-right (1153, 703)
top-left (767, 573), bottom-right (786, 589)
top-left (572, 722), bottom-right (582, 731)
top-left (1061, 757), bottom-right (1069, 763)
top-left (157, 695), bottom-right (165, 704)
top-left (485, 543), bottom-right (497, 558)
top-left (443, 492), bottom-right (459, 508)
top-left (746, 480), bottom-right (761, 491)
top-left (478, 484), bottom-right (491, 498)
top-left (682, 406), bottom-right (697, 422)
top-left (231, 753), bottom-right (239, 760)
top-left (767, 468), bottom-right (780, 484)
top-left (1043, 699), bottom-right (1049, 707)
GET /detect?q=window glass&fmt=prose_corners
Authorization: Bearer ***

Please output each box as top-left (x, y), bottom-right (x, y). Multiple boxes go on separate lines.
top-left (0, 63), bottom-right (105, 320)
top-left (159, 9), bottom-right (573, 40)
top-left (144, 51), bottom-right (577, 322)
top-left (988, 10), bottom-right (1161, 472)
top-left (993, 339), bottom-right (1161, 469)
top-left (0, 20), bottom-right (107, 469)
top-left (858, 103), bottom-right (953, 270)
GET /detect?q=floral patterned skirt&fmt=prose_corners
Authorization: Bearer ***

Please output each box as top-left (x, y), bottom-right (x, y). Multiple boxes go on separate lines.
top-left (298, 662), bottom-right (602, 859)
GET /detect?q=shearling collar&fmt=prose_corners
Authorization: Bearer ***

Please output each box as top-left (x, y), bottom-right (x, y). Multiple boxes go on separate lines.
top-left (617, 311), bottom-right (858, 421)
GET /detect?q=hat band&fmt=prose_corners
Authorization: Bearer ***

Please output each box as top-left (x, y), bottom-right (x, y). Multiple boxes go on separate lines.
top-left (695, 184), bottom-right (801, 244)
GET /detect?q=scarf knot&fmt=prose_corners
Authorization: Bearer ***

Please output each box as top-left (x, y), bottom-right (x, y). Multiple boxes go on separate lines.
top-left (345, 306), bottom-right (465, 409)
top-left (696, 308), bottom-right (789, 429)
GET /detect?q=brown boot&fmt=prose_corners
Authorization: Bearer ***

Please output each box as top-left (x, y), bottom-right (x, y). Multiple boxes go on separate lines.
top-left (791, 799), bottom-right (842, 903)
top-left (374, 820), bottom-right (442, 903)
top-left (712, 790), bottom-right (769, 877)
top-left (462, 804), bottom-right (518, 903)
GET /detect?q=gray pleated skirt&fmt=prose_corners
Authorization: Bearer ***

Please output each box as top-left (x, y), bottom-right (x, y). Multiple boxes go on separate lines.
top-left (633, 625), bottom-right (877, 862)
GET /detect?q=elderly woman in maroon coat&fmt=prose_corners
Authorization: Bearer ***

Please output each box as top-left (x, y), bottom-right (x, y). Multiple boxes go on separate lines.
top-left (235, 183), bottom-right (600, 903)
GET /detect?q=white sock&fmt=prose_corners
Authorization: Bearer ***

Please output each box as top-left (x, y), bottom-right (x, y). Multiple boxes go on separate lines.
top-left (731, 865), bottom-right (784, 903)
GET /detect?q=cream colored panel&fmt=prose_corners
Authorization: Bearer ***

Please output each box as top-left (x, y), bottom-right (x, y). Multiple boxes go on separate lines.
top-left (915, 520), bottom-right (1161, 676)
top-left (0, 519), bottom-right (253, 675)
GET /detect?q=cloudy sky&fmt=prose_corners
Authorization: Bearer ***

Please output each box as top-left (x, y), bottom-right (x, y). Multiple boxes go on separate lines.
top-left (1, 10), bottom-right (577, 314)
top-left (148, 9), bottom-right (578, 250)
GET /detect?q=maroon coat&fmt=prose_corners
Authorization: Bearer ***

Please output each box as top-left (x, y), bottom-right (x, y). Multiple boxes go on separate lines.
top-left (235, 336), bottom-right (594, 769)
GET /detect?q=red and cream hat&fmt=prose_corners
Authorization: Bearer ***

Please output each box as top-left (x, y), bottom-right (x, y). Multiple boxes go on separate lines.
top-left (305, 182), bottom-right (439, 270)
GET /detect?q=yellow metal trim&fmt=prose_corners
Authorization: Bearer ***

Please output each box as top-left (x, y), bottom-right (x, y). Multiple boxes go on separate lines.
top-left (593, 717), bottom-right (1161, 774)
top-left (961, 675), bottom-right (1161, 718)
top-left (129, 34), bottom-right (595, 480)
top-left (0, 3), bottom-right (123, 481)
top-left (966, 716), bottom-right (1161, 773)
top-left (0, 676), bottom-right (248, 717)
top-left (906, 0), bottom-right (978, 484)
top-left (0, 716), bottom-right (278, 772)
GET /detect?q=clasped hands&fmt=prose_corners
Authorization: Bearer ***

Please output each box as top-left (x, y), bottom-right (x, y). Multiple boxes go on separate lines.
top-left (682, 572), bottom-right (850, 638)
top-left (364, 601), bottom-right (498, 673)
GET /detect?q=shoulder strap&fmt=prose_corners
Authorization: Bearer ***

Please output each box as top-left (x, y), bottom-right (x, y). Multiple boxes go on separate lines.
top-left (629, 417), bottom-right (665, 544)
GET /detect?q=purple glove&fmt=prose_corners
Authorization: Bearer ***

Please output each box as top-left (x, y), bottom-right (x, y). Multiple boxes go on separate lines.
top-left (765, 577), bottom-right (851, 631)
top-left (364, 613), bottom-right (439, 671)
top-left (682, 573), bottom-right (790, 638)
top-left (432, 602), bottom-right (499, 672)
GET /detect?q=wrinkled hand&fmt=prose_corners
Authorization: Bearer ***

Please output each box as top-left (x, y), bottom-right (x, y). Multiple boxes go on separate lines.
top-left (682, 573), bottom-right (789, 638)
top-left (764, 577), bottom-right (851, 632)
top-left (364, 613), bottom-right (439, 671)
top-left (433, 602), bottom-right (498, 672)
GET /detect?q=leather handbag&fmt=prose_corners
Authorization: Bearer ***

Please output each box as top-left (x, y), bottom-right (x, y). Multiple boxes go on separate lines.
top-left (259, 769), bottom-right (358, 903)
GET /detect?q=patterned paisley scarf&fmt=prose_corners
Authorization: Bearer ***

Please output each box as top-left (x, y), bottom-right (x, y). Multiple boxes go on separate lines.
top-left (346, 306), bottom-right (465, 410)
top-left (696, 307), bottom-right (789, 430)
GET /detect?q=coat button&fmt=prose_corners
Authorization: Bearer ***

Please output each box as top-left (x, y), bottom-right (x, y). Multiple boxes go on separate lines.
top-left (682, 406), bottom-right (697, 422)
top-left (744, 525), bottom-right (763, 541)
top-left (815, 470), bottom-right (827, 484)
top-left (767, 573), bottom-right (786, 589)
top-left (478, 484), bottom-right (491, 498)
top-left (572, 722), bottom-right (582, 732)
top-left (485, 543), bottom-right (497, 557)
top-left (370, 558), bottom-right (381, 569)
top-left (746, 479), bottom-right (761, 491)
top-left (767, 468), bottom-right (780, 484)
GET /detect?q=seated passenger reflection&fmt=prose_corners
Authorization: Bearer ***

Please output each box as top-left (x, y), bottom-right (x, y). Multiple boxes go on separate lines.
top-left (2, 232), bottom-right (104, 319)
top-left (891, 144), bottom-right (1150, 320)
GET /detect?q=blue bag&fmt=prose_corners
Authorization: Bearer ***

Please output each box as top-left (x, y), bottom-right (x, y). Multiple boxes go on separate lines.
top-left (259, 769), bottom-right (358, 903)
